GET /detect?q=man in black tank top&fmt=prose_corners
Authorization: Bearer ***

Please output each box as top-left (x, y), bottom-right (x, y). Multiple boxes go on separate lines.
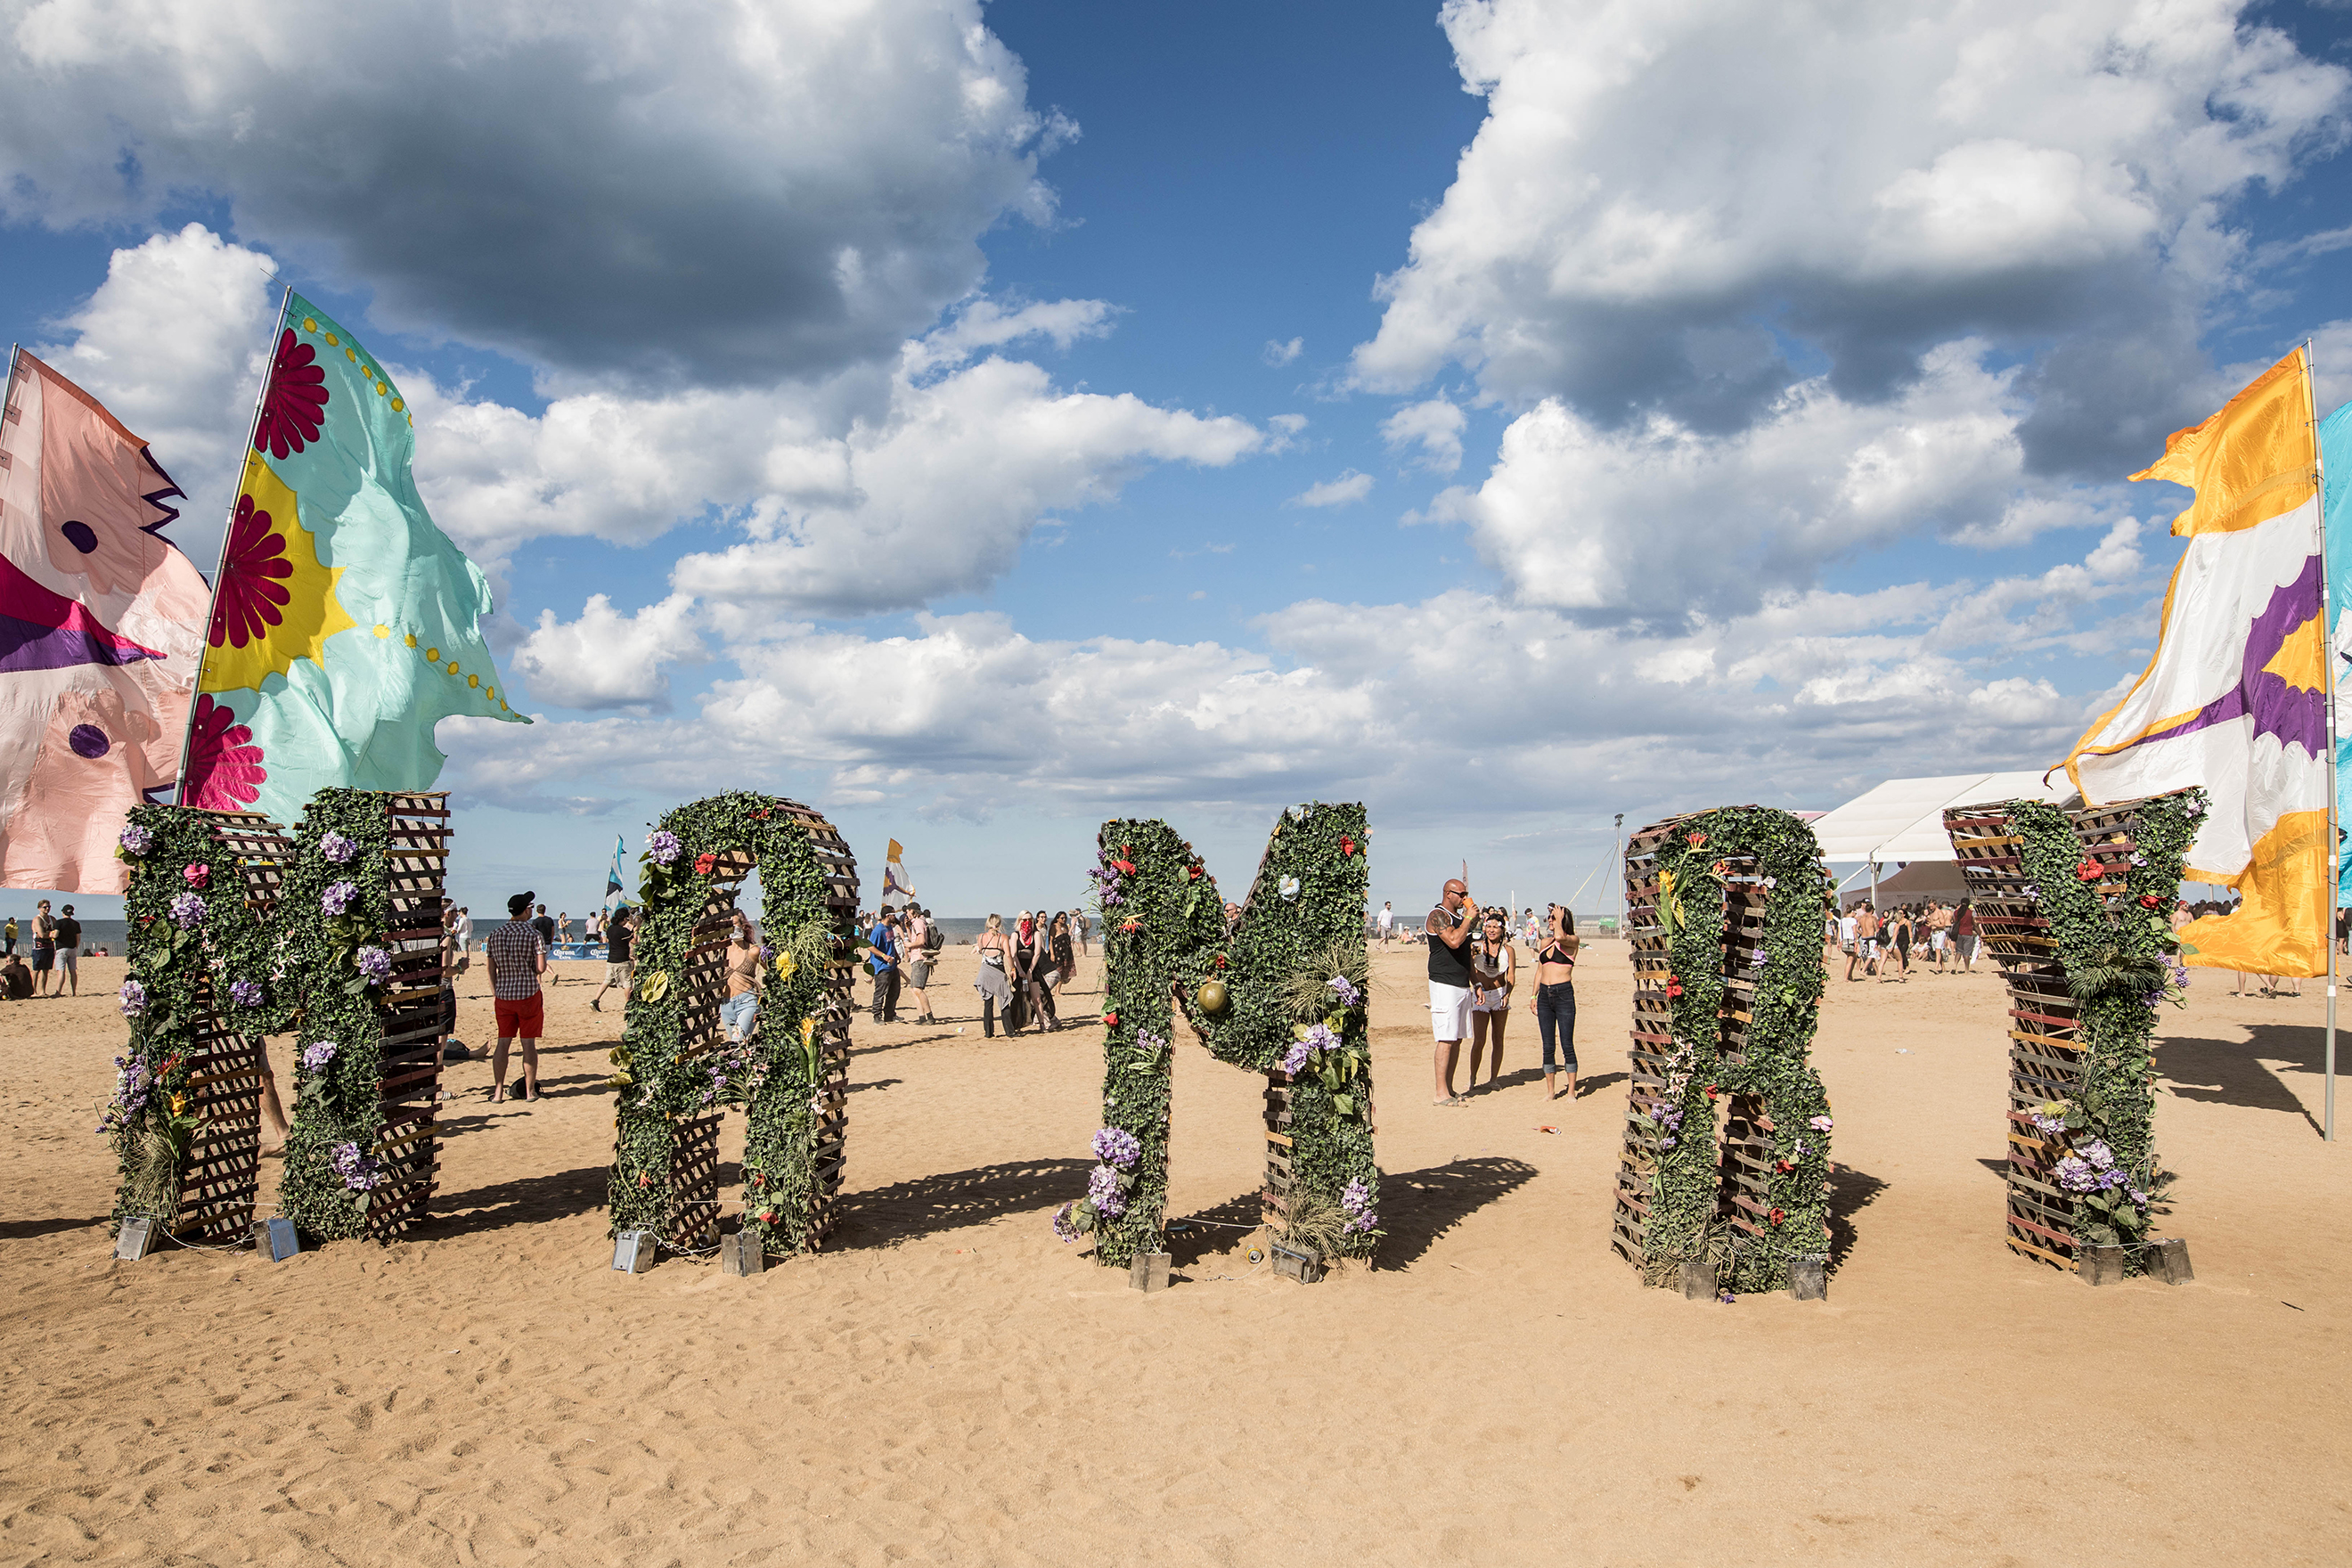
top-left (1426, 878), bottom-right (1482, 1104)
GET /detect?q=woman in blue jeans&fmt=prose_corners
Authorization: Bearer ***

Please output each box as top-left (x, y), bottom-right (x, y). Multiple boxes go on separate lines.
top-left (1526, 903), bottom-right (1580, 1100)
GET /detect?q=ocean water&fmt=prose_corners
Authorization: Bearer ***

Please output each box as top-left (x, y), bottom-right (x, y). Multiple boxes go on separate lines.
top-left (1, 918), bottom-right (129, 954)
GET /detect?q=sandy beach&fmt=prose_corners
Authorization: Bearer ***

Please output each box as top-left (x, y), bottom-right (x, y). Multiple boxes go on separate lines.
top-left (3, 939), bottom-right (2348, 1565)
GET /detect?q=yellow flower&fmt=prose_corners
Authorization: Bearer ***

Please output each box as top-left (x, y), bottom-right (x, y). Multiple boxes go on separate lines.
top-left (640, 970), bottom-right (670, 1002)
top-left (774, 951), bottom-right (797, 981)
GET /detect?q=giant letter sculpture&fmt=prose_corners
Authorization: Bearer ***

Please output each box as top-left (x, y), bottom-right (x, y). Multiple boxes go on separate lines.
top-left (1061, 802), bottom-right (1378, 1273)
top-left (606, 793), bottom-right (858, 1260)
top-left (1610, 806), bottom-right (1834, 1296)
top-left (1944, 788), bottom-right (2199, 1280)
top-left (110, 789), bottom-right (450, 1245)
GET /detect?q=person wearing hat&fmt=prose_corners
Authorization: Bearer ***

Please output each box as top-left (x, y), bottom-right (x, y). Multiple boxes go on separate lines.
top-left (53, 903), bottom-right (82, 996)
top-left (484, 891), bottom-right (549, 1103)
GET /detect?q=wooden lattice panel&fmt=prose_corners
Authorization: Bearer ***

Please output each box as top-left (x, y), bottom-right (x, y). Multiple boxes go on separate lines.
top-left (365, 793), bottom-right (450, 1241)
top-left (666, 1112), bottom-right (724, 1251)
top-left (1944, 794), bottom-right (2159, 1273)
top-left (167, 810), bottom-right (295, 1242)
top-left (1262, 1072), bottom-right (1295, 1227)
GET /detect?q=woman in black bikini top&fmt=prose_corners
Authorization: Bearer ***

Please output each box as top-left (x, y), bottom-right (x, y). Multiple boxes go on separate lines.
top-left (1528, 903), bottom-right (1579, 1101)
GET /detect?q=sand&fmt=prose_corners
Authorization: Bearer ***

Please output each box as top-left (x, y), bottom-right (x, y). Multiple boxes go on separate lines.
top-left (2, 938), bottom-right (2348, 1565)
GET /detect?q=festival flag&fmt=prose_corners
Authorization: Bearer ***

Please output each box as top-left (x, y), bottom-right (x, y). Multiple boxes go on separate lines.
top-left (0, 348), bottom-right (209, 892)
top-left (2320, 399), bottom-right (2352, 900)
top-left (604, 833), bottom-right (626, 915)
top-left (2061, 347), bottom-right (2331, 976)
top-left (882, 837), bottom-right (916, 904)
top-left (186, 290), bottom-right (526, 821)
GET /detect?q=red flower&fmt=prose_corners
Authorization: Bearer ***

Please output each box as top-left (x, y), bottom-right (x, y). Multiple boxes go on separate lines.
top-left (1120, 919), bottom-right (1140, 933)
top-left (1112, 860), bottom-right (1137, 876)
top-left (183, 695), bottom-right (265, 810)
top-left (636, 1172), bottom-right (652, 1188)
top-left (1711, 860), bottom-right (1730, 878)
top-left (1705, 1084), bottom-right (1719, 1099)
top-left (1687, 831), bottom-right (1707, 848)
top-left (1213, 953), bottom-right (1228, 969)
top-left (1664, 976), bottom-right (1683, 999)
top-left (1768, 1207), bottom-right (1785, 1226)
top-left (753, 809), bottom-right (770, 820)
top-left (183, 862), bottom-right (210, 889)
top-left (1103, 1011), bottom-right (1118, 1028)
top-left (209, 493), bottom-right (295, 649)
top-left (2074, 860), bottom-right (2103, 882)
top-left (1774, 1159), bottom-right (1793, 1173)
top-left (2139, 894), bottom-right (2161, 909)
top-left (1340, 835), bottom-right (1356, 857)
top-left (694, 852), bottom-right (716, 875)
top-left (1188, 865), bottom-right (1203, 880)
top-left (253, 328), bottom-right (330, 459)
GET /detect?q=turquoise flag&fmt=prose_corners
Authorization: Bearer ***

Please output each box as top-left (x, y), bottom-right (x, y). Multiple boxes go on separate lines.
top-left (184, 290), bottom-right (526, 821)
top-left (2325, 400), bottom-right (2352, 899)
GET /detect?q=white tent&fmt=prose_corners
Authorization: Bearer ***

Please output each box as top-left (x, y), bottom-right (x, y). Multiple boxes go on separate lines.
top-left (1812, 772), bottom-right (2080, 865)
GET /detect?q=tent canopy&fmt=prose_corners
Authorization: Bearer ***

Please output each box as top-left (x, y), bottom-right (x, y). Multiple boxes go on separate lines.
top-left (1811, 772), bottom-right (2079, 864)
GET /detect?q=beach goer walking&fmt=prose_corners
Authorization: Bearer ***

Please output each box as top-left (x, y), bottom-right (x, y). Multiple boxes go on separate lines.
top-left (1882, 906), bottom-right (1912, 982)
top-left (486, 893), bottom-right (548, 1104)
top-left (1072, 908), bottom-right (1090, 967)
top-left (53, 904), bottom-right (81, 996)
top-left (867, 910), bottom-right (901, 1024)
top-left (1927, 900), bottom-right (1953, 971)
top-left (1847, 903), bottom-right (1878, 982)
top-left (1020, 911), bottom-right (1059, 1032)
top-left (3, 914), bottom-right (16, 957)
top-left (975, 913), bottom-right (1014, 1037)
top-left (1529, 902), bottom-right (1579, 1099)
top-left (1376, 902), bottom-right (1394, 945)
top-left (591, 906), bottom-right (634, 1012)
top-left (1953, 900), bottom-right (1978, 972)
top-left (1426, 878), bottom-right (1480, 1105)
top-left (1466, 910), bottom-right (1515, 1090)
top-left (1049, 912), bottom-right (1074, 1023)
top-left (722, 913), bottom-right (763, 1042)
top-left (29, 900), bottom-right (55, 997)
top-left (456, 906), bottom-right (474, 957)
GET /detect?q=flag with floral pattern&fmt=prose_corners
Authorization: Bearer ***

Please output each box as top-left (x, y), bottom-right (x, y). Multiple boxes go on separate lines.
top-left (188, 291), bottom-right (526, 821)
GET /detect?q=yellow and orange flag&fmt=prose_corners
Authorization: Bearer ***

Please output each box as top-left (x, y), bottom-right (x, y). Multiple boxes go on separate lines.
top-left (2060, 348), bottom-right (2331, 976)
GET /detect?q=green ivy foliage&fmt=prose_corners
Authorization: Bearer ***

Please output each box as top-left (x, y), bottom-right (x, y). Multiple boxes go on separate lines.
top-left (1064, 802), bottom-right (1377, 1269)
top-left (111, 789), bottom-right (405, 1242)
top-left (2009, 788), bottom-right (2201, 1264)
top-left (605, 792), bottom-right (849, 1256)
top-left (1637, 806), bottom-right (1834, 1293)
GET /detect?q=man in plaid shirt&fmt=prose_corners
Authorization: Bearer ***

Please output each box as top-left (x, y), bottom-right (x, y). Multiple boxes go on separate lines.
top-left (486, 891), bottom-right (548, 1103)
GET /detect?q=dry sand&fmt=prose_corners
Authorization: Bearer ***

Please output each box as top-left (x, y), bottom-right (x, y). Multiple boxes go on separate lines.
top-left (2, 938), bottom-right (2348, 1565)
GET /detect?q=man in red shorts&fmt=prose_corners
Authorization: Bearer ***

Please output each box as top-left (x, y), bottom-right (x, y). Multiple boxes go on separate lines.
top-left (485, 890), bottom-right (548, 1104)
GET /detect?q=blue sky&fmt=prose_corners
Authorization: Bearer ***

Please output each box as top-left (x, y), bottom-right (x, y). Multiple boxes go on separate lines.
top-left (7, 0), bottom-right (2352, 923)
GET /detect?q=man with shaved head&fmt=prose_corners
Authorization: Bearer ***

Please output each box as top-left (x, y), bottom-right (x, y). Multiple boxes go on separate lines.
top-left (1427, 877), bottom-right (1482, 1104)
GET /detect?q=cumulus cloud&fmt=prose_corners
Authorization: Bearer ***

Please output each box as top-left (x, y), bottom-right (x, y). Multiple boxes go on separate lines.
top-left (1287, 470), bottom-right (1374, 509)
top-left (1424, 339), bottom-right (2138, 620)
top-left (32, 223), bottom-right (278, 542)
top-left (1263, 337), bottom-right (1304, 366)
top-left (1354, 0), bottom-right (2347, 468)
top-left (1380, 396), bottom-right (1466, 474)
top-left (0, 0), bottom-right (1070, 388)
top-left (438, 523), bottom-right (2157, 830)
top-left (510, 593), bottom-right (707, 712)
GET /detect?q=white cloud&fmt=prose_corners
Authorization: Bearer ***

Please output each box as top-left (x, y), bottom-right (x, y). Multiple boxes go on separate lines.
top-left (1380, 396), bottom-right (1467, 474)
top-left (1263, 337), bottom-right (1304, 366)
top-left (902, 297), bottom-right (1119, 377)
top-left (0, 0), bottom-right (1071, 387)
top-left (1427, 339), bottom-right (2139, 620)
top-left (32, 224), bottom-right (278, 545)
top-left (510, 593), bottom-right (706, 712)
top-left (1287, 470), bottom-right (1374, 509)
top-left (1354, 0), bottom-right (2346, 468)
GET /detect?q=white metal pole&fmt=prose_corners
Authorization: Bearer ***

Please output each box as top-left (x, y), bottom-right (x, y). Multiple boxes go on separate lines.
top-left (176, 286), bottom-right (291, 805)
top-left (2306, 339), bottom-right (2337, 1142)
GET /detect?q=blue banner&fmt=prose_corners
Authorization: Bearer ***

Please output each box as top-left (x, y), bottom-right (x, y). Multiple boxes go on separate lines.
top-left (2324, 400), bottom-right (2352, 898)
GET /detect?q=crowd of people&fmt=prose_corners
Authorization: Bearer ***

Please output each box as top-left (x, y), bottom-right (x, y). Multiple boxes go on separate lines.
top-left (1423, 878), bottom-right (1580, 1107)
top-left (2, 900), bottom-right (88, 998)
top-left (1832, 899), bottom-right (1980, 982)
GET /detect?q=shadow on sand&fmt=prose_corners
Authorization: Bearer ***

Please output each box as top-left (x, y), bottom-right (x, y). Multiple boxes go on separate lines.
top-left (2157, 1023), bottom-right (2326, 1133)
top-left (831, 1157), bottom-right (1094, 1249)
top-left (1825, 1161), bottom-right (1889, 1275)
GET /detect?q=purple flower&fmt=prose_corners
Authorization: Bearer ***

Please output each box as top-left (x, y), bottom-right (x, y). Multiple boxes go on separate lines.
top-left (647, 829), bottom-right (682, 865)
top-left (2029, 1111), bottom-right (2067, 1137)
top-left (228, 979), bottom-right (263, 1009)
top-left (1300, 1023), bottom-right (1339, 1054)
top-left (118, 822), bottom-right (152, 855)
top-left (300, 1039), bottom-right (337, 1071)
top-left (331, 1140), bottom-right (381, 1192)
top-left (168, 891), bottom-right (206, 929)
top-left (1327, 974), bottom-right (1362, 1009)
top-left (2080, 1139), bottom-right (2116, 1172)
top-left (319, 830), bottom-right (356, 864)
top-left (2020, 882), bottom-right (2041, 902)
top-left (1087, 1163), bottom-right (1127, 1219)
top-left (1282, 1039), bottom-right (1311, 1074)
top-left (2128, 852), bottom-right (2148, 868)
top-left (2127, 1188), bottom-right (2149, 1206)
top-left (1092, 1126), bottom-right (1141, 1167)
top-left (1809, 1115), bottom-right (1834, 1131)
top-left (1341, 1177), bottom-right (1376, 1233)
top-left (1748, 948), bottom-right (1768, 969)
top-left (118, 978), bottom-right (147, 1017)
top-left (355, 945), bottom-right (393, 985)
top-left (1052, 1202), bottom-right (1082, 1244)
top-left (2054, 1155), bottom-right (2098, 1193)
top-left (110, 1057), bottom-right (152, 1119)
top-left (322, 880), bottom-right (357, 917)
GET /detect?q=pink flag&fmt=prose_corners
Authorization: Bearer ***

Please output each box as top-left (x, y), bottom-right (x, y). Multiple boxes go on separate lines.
top-left (0, 350), bottom-right (209, 893)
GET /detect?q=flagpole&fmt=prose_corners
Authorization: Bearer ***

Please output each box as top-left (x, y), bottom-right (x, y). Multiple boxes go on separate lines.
top-left (2306, 339), bottom-right (2337, 1143)
top-left (176, 285), bottom-right (292, 806)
